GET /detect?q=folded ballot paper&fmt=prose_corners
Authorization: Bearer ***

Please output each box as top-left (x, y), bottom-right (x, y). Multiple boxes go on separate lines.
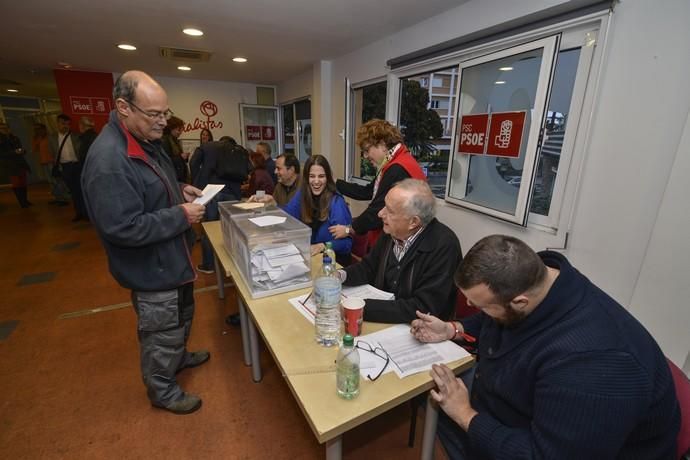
top-left (250, 243), bottom-right (310, 290)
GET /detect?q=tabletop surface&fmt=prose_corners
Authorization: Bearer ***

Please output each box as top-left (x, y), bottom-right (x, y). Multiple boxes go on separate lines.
top-left (203, 221), bottom-right (475, 443)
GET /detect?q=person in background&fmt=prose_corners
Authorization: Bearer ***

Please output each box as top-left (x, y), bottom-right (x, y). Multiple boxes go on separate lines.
top-left (272, 153), bottom-right (300, 207)
top-left (256, 141), bottom-right (276, 184)
top-left (330, 119), bottom-right (426, 251)
top-left (341, 179), bottom-right (461, 323)
top-left (162, 116), bottom-right (188, 182)
top-left (193, 136), bottom-right (249, 274)
top-left (189, 128), bottom-right (214, 185)
top-left (411, 235), bottom-right (680, 460)
top-left (81, 70), bottom-right (208, 415)
top-left (0, 121), bottom-right (32, 208)
top-left (200, 128), bottom-right (213, 145)
top-left (33, 123), bottom-right (68, 205)
top-left (245, 151), bottom-right (274, 197)
top-left (49, 113), bottom-right (86, 221)
top-left (252, 154), bottom-right (352, 265)
top-left (78, 116), bottom-right (97, 165)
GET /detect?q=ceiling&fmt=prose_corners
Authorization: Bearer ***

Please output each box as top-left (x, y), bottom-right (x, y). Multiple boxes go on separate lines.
top-left (0, 0), bottom-right (468, 99)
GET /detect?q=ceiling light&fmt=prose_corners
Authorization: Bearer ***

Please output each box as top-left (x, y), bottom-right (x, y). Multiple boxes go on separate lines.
top-left (57, 61), bottom-right (72, 69)
top-left (183, 28), bottom-right (204, 37)
top-left (499, 66), bottom-right (513, 71)
top-left (117, 44), bottom-right (137, 51)
top-left (494, 81), bottom-right (506, 85)
top-left (177, 66), bottom-right (192, 71)
top-left (7, 89), bottom-right (18, 93)
top-left (232, 57), bottom-right (247, 63)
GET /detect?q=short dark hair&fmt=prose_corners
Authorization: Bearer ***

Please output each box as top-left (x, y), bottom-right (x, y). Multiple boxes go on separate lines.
top-left (219, 136), bottom-right (237, 145)
top-left (113, 73), bottom-right (137, 101)
top-left (278, 154), bottom-right (300, 174)
top-left (57, 113), bottom-right (71, 122)
top-left (455, 235), bottom-right (547, 304)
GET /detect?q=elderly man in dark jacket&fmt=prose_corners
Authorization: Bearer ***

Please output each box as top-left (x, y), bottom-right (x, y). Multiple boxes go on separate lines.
top-left (81, 71), bottom-right (209, 415)
top-left (342, 179), bottom-right (462, 323)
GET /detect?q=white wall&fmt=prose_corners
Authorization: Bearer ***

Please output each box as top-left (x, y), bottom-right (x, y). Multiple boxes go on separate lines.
top-left (154, 75), bottom-right (258, 144)
top-left (295, 0), bottom-right (690, 359)
top-left (277, 69), bottom-right (312, 104)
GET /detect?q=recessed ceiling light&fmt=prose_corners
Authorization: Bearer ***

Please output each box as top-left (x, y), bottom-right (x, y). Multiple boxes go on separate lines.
top-left (57, 61), bottom-right (72, 69)
top-left (232, 57), bottom-right (247, 63)
top-left (177, 66), bottom-right (192, 71)
top-left (117, 44), bottom-right (137, 51)
top-left (494, 81), bottom-right (506, 85)
top-left (7, 89), bottom-right (18, 93)
top-left (183, 28), bottom-right (204, 37)
top-left (499, 66), bottom-right (513, 71)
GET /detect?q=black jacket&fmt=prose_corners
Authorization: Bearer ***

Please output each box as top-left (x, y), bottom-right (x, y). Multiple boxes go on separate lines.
top-left (343, 218), bottom-right (462, 323)
top-left (190, 140), bottom-right (251, 200)
top-left (81, 111), bottom-right (196, 291)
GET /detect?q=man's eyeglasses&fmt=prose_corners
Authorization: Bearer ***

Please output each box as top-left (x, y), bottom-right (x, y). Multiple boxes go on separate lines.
top-left (126, 99), bottom-right (174, 121)
top-left (355, 340), bottom-right (390, 381)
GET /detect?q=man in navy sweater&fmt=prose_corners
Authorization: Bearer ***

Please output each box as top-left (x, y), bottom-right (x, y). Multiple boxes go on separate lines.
top-left (411, 234), bottom-right (679, 460)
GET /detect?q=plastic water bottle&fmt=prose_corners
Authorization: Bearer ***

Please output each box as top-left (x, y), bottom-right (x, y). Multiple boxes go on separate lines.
top-left (324, 241), bottom-right (336, 266)
top-left (337, 334), bottom-right (360, 399)
top-left (314, 253), bottom-right (341, 347)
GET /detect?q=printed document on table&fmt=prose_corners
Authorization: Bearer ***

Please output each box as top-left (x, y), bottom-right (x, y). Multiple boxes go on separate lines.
top-left (193, 184), bottom-right (225, 205)
top-left (358, 324), bottom-right (470, 378)
top-left (342, 284), bottom-right (394, 301)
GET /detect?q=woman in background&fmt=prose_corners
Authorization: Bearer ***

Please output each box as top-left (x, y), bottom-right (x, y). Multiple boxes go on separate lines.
top-left (329, 118), bottom-right (425, 252)
top-left (161, 116), bottom-right (188, 182)
top-left (245, 151), bottom-right (274, 197)
top-left (189, 128), bottom-right (213, 184)
top-left (254, 155), bottom-right (352, 265)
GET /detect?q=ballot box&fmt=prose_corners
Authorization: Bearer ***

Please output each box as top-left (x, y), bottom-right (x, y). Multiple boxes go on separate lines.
top-left (219, 201), bottom-right (258, 258)
top-left (226, 207), bottom-right (312, 298)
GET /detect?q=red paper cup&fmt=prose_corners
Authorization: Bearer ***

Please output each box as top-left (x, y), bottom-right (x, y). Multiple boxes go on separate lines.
top-left (342, 297), bottom-right (365, 337)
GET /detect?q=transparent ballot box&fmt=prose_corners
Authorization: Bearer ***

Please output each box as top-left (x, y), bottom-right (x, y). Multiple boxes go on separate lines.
top-left (218, 200), bottom-right (256, 258)
top-left (226, 207), bottom-right (312, 298)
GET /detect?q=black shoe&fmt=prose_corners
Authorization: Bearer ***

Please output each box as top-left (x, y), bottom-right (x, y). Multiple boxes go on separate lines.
top-left (225, 314), bottom-right (241, 327)
top-left (177, 350), bottom-right (210, 374)
top-left (152, 393), bottom-right (202, 415)
top-left (56, 201), bottom-right (70, 207)
top-left (72, 215), bottom-right (83, 222)
top-left (196, 264), bottom-right (215, 274)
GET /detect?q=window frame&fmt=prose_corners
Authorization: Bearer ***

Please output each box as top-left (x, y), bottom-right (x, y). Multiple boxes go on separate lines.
top-left (381, 12), bottom-right (610, 233)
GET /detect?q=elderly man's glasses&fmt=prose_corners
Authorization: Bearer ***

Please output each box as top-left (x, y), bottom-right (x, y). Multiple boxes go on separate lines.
top-left (355, 340), bottom-right (390, 381)
top-left (126, 99), bottom-right (174, 121)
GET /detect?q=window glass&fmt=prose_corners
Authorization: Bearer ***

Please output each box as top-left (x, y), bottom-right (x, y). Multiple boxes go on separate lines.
top-left (530, 47), bottom-right (581, 216)
top-left (399, 67), bottom-right (458, 197)
top-left (351, 81), bottom-right (386, 180)
top-left (282, 104), bottom-right (295, 155)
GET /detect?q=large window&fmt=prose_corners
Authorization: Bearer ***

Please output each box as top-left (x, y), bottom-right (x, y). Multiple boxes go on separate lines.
top-left (281, 98), bottom-right (311, 162)
top-left (399, 67), bottom-right (458, 197)
top-left (347, 80), bottom-right (387, 180)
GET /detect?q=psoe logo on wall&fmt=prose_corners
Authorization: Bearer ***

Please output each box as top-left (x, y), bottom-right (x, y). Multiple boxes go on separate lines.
top-left (183, 100), bottom-right (224, 132)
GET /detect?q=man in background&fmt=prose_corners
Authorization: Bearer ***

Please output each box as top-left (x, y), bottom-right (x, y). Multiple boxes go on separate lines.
top-left (272, 153), bottom-right (300, 206)
top-left (256, 141), bottom-right (276, 184)
top-left (82, 70), bottom-right (209, 415)
top-left (78, 116), bottom-right (97, 164)
top-left (50, 113), bottom-right (86, 221)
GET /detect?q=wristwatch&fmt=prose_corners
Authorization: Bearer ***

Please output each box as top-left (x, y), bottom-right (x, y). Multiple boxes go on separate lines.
top-left (345, 225), bottom-right (351, 235)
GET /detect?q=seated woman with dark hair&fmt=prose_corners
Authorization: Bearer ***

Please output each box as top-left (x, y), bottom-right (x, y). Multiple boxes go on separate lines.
top-left (245, 151), bottom-right (274, 197)
top-left (252, 154), bottom-right (353, 265)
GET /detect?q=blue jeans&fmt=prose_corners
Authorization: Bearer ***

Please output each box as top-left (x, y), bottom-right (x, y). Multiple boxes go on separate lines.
top-left (200, 191), bottom-right (236, 269)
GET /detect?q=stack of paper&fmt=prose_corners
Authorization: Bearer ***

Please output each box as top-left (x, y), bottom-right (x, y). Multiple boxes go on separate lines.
top-left (250, 243), bottom-right (310, 290)
top-left (288, 284), bottom-right (395, 324)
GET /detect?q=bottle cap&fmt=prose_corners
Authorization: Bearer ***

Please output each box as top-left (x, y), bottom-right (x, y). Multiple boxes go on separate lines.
top-left (325, 241), bottom-right (333, 249)
top-left (342, 334), bottom-right (354, 346)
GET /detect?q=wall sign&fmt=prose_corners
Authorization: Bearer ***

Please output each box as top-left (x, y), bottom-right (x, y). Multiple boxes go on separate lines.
top-left (54, 69), bottom-right (114, 131)
top-left (457, 111), bottom-right (526, 158)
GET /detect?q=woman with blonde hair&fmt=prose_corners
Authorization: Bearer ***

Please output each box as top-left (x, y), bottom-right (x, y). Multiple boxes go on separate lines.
top-left (330, 119), bottom-right (425, 250)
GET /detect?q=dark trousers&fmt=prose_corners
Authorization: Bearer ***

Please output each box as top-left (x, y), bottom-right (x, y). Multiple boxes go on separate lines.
top-left (131, 283), bottom-right (195, 405)
top-left (61, 161), bottom-right (87, 218)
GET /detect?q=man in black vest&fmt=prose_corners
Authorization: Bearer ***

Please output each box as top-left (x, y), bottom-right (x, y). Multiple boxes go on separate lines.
top-left (341, 179), bottom-right (462, 323)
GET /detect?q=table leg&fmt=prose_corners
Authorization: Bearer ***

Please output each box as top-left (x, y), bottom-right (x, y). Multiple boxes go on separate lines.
top-left (325, 436), bottom-right (342, 460)
top-left (421, 395), bottom-right (439, 460)
top-left (214, 255), bottom-right (224, 300)
top-left (238, 297), bottom-right (252, 366)
top-left (247, 311), bottom-right (262, 382)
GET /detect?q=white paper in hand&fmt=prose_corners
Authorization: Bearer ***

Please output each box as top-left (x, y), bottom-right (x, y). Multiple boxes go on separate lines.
top-left (193, 184), bottom-right (225, 205)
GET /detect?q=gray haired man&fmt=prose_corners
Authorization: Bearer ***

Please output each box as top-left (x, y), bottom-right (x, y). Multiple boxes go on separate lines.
top-left (342, 179), bottom-right (462, 323)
